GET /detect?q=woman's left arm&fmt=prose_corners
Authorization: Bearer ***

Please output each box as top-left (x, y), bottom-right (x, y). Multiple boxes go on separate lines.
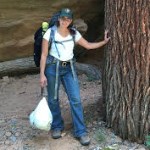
top-left (77, 30), bottom-right (110, 50)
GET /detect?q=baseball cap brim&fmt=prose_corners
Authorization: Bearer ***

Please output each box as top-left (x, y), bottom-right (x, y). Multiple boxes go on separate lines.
top-left (60, 13), bottom-right (72, 19)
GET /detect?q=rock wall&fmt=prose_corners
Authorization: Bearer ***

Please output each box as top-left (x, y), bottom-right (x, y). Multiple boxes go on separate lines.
top-left (0, 0), bottom-right (104, 63)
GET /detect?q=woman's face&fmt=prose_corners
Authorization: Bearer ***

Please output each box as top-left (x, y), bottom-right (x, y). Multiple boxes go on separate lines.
top-left (59, 17), bottom-right (72, 28)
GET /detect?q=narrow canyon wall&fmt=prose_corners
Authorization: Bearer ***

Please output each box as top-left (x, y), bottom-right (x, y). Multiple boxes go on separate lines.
top-left (0, 0), bottom-right (104, 63)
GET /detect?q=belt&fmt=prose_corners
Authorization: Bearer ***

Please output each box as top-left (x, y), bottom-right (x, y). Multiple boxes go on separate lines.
top-left (52, 58), bottom-right (70, 67)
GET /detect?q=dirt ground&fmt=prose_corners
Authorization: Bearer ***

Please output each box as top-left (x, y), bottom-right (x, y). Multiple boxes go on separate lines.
top-left (0, 73), bottom-right (147, 150)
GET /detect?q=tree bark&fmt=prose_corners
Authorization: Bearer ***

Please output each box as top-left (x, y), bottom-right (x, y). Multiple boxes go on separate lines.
top-left (0, 57), bottom-right (101, 80)
top-left (103, 0), bottom-right (150, 143)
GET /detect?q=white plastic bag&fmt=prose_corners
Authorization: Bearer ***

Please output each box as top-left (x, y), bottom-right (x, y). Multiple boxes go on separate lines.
top-left (29, 97), bottom-right (53, 131)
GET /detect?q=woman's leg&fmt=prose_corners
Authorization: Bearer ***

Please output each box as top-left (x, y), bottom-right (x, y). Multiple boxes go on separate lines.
top-left (61, 68), bottom-right (87, 137)
top-left (45, 65), bottom-right (64, 131)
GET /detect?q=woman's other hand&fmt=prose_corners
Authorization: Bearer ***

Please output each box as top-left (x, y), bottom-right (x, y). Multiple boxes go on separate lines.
top-left (40, 74), bottom-right (47, 87)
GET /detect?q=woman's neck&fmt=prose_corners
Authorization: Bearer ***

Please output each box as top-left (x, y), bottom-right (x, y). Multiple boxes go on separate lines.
top-left (57, 26), bottom-right (70, 37)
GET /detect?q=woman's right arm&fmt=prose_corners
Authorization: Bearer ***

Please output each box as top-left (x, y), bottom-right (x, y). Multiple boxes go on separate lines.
top-left (40, 39), bottom-right (49, 87)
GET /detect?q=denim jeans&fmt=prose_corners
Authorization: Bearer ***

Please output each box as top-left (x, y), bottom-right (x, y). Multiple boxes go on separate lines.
top-left (45, 62), bottom-right (87, 137)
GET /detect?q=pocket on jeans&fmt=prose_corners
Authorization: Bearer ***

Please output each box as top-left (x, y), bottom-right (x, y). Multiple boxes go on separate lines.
top-left (46, 55), bottom-right (54, 65)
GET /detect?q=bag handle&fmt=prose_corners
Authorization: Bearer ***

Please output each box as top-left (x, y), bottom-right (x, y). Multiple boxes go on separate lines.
top-left (41, 86), bottom-right (48, 97)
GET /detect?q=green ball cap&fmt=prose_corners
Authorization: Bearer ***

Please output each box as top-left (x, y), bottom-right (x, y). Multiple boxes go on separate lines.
top-left (60, 8), bottom-right (73, 19)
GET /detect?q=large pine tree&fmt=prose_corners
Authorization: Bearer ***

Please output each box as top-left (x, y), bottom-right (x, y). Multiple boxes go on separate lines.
top-left (103, 0), bottom-right (150, 142)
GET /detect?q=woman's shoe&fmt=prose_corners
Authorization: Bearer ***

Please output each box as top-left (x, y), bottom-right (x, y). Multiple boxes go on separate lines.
top-left (78, 135), bottom-right (90, 146)
top-left (51, 130), bottom-right (61, 139)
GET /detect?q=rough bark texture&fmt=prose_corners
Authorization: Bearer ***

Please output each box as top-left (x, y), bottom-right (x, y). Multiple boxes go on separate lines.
top-left (103, 0), bottom-right (150, 143)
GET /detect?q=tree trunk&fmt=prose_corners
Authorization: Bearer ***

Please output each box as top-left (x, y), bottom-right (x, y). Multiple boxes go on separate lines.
top-left (103, 0), bottom-right (150, 143)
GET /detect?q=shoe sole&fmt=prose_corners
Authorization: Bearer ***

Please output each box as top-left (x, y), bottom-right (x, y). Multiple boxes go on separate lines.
top-left (52, 135), bottom-right (61, 139)
top-left (76, 137), bottom-right (90, 146)
top-left (80, 141), bottom-right (90, 146)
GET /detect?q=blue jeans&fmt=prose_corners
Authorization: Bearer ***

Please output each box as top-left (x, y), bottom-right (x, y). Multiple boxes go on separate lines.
top-left (45, 62), bottom-right (87, 137)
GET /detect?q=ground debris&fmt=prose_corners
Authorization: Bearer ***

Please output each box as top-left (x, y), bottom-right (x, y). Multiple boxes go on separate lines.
top-left (0, 74), bottom-right (147, 150)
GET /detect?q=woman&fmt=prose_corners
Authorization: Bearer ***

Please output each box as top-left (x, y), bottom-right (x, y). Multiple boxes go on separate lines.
top-left (40, 8), bottom-right (110, 146)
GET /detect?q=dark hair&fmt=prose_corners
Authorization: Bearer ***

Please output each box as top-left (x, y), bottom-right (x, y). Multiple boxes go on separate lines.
top-left (69, 27), bottom-right (76, 35)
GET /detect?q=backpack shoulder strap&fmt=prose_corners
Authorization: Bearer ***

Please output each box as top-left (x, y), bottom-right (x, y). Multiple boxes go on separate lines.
top-left (48, 26), bottom-right (60, 57)
top-left (49, 25), bottom-right (57, 42)
top-left (48, 26), bottom-right (55, 54)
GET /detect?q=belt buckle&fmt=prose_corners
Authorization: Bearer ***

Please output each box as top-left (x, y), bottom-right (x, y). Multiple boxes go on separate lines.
top-left (62, 62), bottom-right (67, 67)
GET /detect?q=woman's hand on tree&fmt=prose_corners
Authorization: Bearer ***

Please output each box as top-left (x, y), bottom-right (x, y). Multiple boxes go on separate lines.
top-left (104, 30), bottom-right (111, 43)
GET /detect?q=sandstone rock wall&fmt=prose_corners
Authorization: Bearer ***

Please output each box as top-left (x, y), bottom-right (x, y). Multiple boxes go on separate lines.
top-left (0, 0), bottom-right (104, 62)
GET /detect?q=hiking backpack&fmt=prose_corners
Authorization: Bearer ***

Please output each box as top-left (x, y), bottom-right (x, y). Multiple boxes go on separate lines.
top-left (33, 12), bottom-right (75, 67)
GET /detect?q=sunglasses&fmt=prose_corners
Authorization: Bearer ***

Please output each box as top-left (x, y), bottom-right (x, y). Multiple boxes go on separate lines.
top-left (60, 17), bottom-right (72, 22)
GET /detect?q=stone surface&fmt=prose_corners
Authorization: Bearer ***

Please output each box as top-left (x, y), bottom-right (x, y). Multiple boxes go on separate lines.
top-left (0, 0), bottom-right (104, 62)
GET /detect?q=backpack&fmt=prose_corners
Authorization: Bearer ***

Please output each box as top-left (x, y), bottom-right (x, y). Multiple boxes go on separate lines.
top-left (33, 12), bottom-right (75, 67)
